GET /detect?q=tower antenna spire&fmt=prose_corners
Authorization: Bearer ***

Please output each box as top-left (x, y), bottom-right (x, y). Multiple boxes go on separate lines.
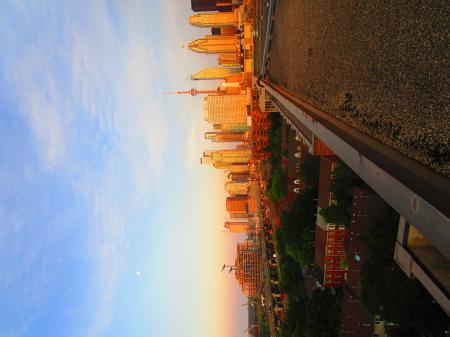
top-left (162, 88), bottom-right (221, 96)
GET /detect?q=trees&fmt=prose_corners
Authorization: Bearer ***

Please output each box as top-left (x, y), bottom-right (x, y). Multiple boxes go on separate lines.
top-left (319, 161), bottom-right (362, 226)
top-left (266, 112), bottom-right (287, 201)
top-left (278, 162), bottom-right (318, 266)
top-left (275, 227), bottom-right (340, 337)
top-left (268, 170), bottom-right (287, 202)
top-left (359, 210), bottom-right (449, 336)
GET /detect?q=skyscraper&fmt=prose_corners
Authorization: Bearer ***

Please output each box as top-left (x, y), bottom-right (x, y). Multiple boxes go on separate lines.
top-left (225, 181), bottom-right (250, 195)
top-left (190, 0), bottom-right (233, 12)
top-left (227, 172), bottom-right (250, 182)
top-left (226, 196), bottom-right (248, 213)
top-left (214, 122), bottom-right (249, 133)
top-left (213, 162), bottom-right (249, 172)
top-left (205, 131), bottom-right (245, 142)
top-left (189, 11), bottom-right (238, 28)
top-left (203, 94), bottom-right (248, 124)
top-left (224, 221), bottom-right (249, 233)
top-left (191, 66), bottom-right (240, 80)
top-left (187, 35), bottom-right (239, 54)
top-left (209, 149), bottom-right (252, 164)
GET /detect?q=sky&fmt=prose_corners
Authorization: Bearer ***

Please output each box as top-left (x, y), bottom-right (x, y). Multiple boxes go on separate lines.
top-left (0, 1), bottom-right (247, 337)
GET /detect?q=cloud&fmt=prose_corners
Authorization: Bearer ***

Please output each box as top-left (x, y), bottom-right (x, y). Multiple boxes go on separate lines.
top-left (1, 1), bottom-right (172, 336)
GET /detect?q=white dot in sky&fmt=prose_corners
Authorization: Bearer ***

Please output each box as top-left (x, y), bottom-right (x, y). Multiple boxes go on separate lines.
top-left (136, 271), bottom-right (141, 276)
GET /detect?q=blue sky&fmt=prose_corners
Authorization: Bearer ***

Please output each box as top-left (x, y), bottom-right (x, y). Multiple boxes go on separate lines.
top-left (0, 1), bottom-right (246, 336)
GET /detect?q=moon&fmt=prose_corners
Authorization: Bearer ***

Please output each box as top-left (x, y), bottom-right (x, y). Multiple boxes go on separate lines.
top-left (136, 271), bottom-right (141, 276)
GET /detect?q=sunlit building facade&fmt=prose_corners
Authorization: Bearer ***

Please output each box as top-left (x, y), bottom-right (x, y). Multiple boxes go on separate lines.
top-left (191, 66), bottom-right (240, 80)
top-left (224, 221), bottom-right (249, 233)
top-left (235, 240), bottom-right (262, 296)
top-left (226, 196), bottom-right (248, 214)
top-left (204, 94), bottom-right (248, 124)
top-left (189, 11), bottom-right (238, 28)
top-left (187, 35), bottom-right (239, 54)
top-left (205, 131), bottom-right (246, 143)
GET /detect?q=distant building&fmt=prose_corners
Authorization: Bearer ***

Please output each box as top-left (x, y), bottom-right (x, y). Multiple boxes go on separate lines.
top-left (202, 148), bottom-right (252, 165)
top-left (204, 94), bottom-right (249, 124)
top-left (227, 171), bottom-right (250, 182)
top-left (189, 11), bottom-right (238, 28)
top-left (214, 122), bottom-right (249, 133)
top-left (226, 196), bottom-right (248, 214)
top-left (235, 240), bottom-right (262, 296)
top-left (191, 66), bottom-right (240, 80)
top-left (224, 221), bottom-right (249, 233)
top-left (190, 0), bottom-right (233, 12)
top-left (205, 131), bottom-right (245, 142)
top-left (225, 181), bottom-right (250, 195)
top-left (213, 162), bottom-right (249, 172)
top-left (187, 35), bottom-right (239, 54)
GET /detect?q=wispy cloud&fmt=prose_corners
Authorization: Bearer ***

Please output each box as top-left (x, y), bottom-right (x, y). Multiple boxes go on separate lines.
top-left (0, 1), bottom-right (171, 336)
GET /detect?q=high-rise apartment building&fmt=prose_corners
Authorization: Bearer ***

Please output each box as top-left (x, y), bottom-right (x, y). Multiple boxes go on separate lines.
top-left (235, 240), bottom-right (262, 296)
top-left (224, 221), bottom-right (249, 233)
top-left (204, 94), bottom-right (248, 124)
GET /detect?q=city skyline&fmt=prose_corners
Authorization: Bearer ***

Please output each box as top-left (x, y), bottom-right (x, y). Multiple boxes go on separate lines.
top-left (0, 1), bottom-right (247, 337)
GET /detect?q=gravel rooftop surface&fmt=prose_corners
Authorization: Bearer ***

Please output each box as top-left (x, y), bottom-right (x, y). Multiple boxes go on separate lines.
top-left (265, 0), bottom-right (449, 176)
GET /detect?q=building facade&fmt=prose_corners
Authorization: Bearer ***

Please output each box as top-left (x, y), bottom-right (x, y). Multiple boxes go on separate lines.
top-left (224, 221), bottom-right (249, 233)
top-left (187, 35), bottom-right (239, 54)
top-left (205, 131), bottom-right (246, 142)
top-left (234, 240), bottom-right (262, 296)
top-left (204, 94), bottom-right (249, 124)
top-left (226, 196), bottom-right (248, 214)
top-left (225, 181), bottom-right (250, 195)
top-left (190, 0), bottom-right (233, 13)
top-left (191, 66), bottom-right (240, 80)
top-left (189, 11), bottom-right (238, 28)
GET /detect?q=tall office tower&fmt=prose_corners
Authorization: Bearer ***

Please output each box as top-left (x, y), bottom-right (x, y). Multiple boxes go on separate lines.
top-left (225, 181), bottom-right (250, 195)
top-left (189, 11), bottom-right (238, 28)
top-left (210, 149), bottom-right (252, 164)
top-left (205, 131), bottom-right (245, 142)
top-left (202, 149), bottom-right (251, 164)
top-left (204, 94), bottom-right (248, 124)
top-left (213, 163), bottom-right (249, 172)
top-left (187, 35), bottom-right (239, 54)
top-left (224, 221), bottom-right (249, 233)
top-left (215, 122), bottom-right (249, 133)
top-left (191, 0), bottom-right (233, 12)
top-left (191, 66), bottom-right (240, 80)
top-left (227, 172), bottom-right (250, 182)
top-left (226, 196), bottom-right (248, 214)
top-left (235, 240), bottom-right (262, 296)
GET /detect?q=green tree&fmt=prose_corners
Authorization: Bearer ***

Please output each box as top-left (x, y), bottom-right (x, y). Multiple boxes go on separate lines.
top-left (359, 211), bottom-right (449, 336)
